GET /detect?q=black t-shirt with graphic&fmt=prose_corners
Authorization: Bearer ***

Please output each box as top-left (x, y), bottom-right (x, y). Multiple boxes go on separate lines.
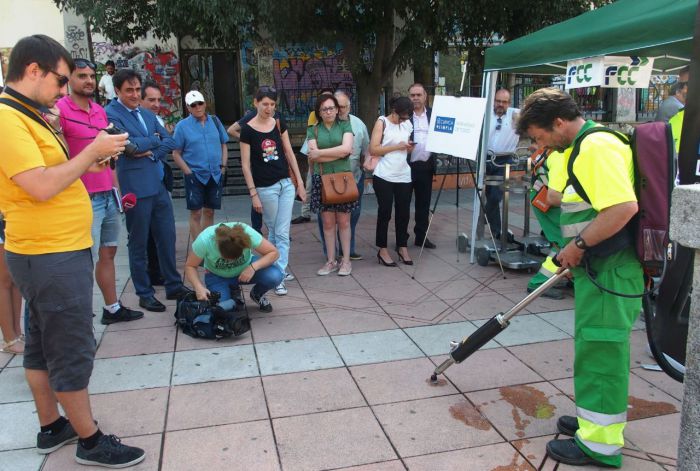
top-left (239, 119), bottom-right (290, 188)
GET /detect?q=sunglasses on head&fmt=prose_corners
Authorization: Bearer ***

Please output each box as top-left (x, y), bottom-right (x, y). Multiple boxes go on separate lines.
top-left (189, 101), bottom-right (205, 107)
top-left (260, 85), bottom-right (277, 93)
top-left (48, 70), bottom-right (69, 87)
top-left (74, 58), bottom-right (96, 70)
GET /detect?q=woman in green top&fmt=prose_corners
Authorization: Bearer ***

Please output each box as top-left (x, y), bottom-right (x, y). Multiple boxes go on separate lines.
top-left (184, 223), bottom-right (283, 313)
top-left (307, 95), bottom-right (356, 276)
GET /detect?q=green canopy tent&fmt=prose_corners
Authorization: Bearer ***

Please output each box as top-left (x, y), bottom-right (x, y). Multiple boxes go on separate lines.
top-left (470, 0), bottom-right (697, 260)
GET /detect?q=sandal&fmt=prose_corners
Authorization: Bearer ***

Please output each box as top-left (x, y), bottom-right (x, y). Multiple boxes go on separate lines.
top-left (1, 337), bottom-right (24, 355)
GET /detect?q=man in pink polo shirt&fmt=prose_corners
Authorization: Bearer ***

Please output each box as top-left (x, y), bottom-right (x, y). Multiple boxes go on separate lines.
top-left (56, 58), bottom-right (143, 325)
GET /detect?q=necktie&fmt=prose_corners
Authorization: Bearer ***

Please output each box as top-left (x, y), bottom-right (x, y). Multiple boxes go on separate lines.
top-left (131, 109), bottom-right (147, 134)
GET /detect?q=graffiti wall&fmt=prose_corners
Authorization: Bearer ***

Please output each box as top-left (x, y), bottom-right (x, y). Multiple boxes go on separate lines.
top-left (241, 42), bottom-right (355, 128)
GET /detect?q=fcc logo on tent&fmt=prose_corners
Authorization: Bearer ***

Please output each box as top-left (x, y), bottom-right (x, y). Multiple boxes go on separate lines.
top-left (435, 116), bottom-right (456, 134)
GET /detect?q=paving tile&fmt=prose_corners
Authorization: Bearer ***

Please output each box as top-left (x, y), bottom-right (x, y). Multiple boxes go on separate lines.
top-left (624, 413), bottom-right (680, 459)
top-left (508, 338), bottom-right (575, 380)
top-left (502, 289), bottom-right (575, 313)
top-left (90, 353), bottom-right (173, 394)
top-left (263, 368), bottom-right (365, 418)
top-left (167, 377), bottom-right (267, 430)
top-left (473, 313), bottom-right (570, 347)
top-left (332, 329), bottom-right (424, 366)
top-left (316, 307), bottom-right (398, 335)
top-left (95, 326), bottom-right (176, 359)
top-left (0, 448), bottom-right (44, 471)
top-left (163, 420), bottom-right (279, 471)
top-left (404, 321), bottom-right (498, 356)
top-left (467, 381), bottom-right (576, 440)
top-left (0, 366), bottom-right (32, 404)
top-left (455, 291), bottom-right (524, 320)
top-left (381, 298), bottom-right (451, 322)
top-left (437, 347), bottom-right (545, 393)
top-left (274, 408), bottom-right (396, 471)
top-left (305, 288), bottom-right (381, 310)
top-left (172, 345), bottom-right (258, 385)
top-left (90, 388), bottom-right (168, 437)
top-left (42, 433), bottom-right (161, 471)
top-left (512, 434), bottom-right (556, 469)
top-left (0, 352), bottom-right (14, 369)
top-left (0, 401), bottom-right (39, 451)
top-left (104, 310), bottom-right (176, 331)
top-left (536, 310), bottom-right (576, 335)
top-left (372, 395), bottom-right (503, 458)
top-left (631, 368), bottom-right (685, 401)
top-left (174, 330), bottom-right (253, 351)
top-left (350, 357), bottom-right (458, 405)
top-left (364, 283), bottom-right (431, 304)
top-left (250, 312), bottom-right (327, 343)
top-left (422, 277), bottom-right (483, 301)
top-left (6, 354), bottom-right (23, 368)
top-left (333, 461), bottom-right (405, 471)
top-left (403, 442), bottom-right (535, 470)
top-left (256, 336), bottom-right (344, 375)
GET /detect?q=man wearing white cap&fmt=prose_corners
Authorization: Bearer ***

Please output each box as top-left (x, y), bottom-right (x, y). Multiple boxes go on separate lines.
top-left (172, 90), bottom-right (229, 240)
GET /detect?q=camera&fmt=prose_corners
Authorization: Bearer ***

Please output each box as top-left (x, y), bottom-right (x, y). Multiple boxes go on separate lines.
top-left (104, 125), bottom-right (138, 157)
top-left (206, 290), bottom-right (222, 307)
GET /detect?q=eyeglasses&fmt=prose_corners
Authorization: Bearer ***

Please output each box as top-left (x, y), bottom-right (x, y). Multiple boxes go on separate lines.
top-left (320, 106), bottom-right (337, 113)
top-left (74, 58), bottom-right (96, 70)
top-left (495, 117), bottom-right (503, 131)
top-left (338, 105), bottom-right (349, 110)
top-left (48, 70), bottom-right (69, 87)
top-left (189, 101), bottom-right (205, 107)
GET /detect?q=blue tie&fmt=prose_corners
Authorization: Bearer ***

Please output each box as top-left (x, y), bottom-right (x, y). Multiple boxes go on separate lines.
top-left (131, 109), bottom-right (147, 134)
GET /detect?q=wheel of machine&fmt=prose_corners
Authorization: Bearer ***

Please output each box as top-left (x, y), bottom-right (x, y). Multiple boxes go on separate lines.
top-left (476, 247), bottom-right (490, 266)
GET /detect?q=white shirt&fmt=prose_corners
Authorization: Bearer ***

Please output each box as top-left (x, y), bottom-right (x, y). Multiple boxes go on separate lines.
top-left (410, 109), bottom-right (430, 162)
top-left (373, 116), bottom-right (412, 183)
top-left (488, 107), bottom-right (520, 154)
top-left (99, 74), bottom-right (116, 100)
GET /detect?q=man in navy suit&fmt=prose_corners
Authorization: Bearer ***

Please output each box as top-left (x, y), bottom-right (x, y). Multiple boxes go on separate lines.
top-left (106, 69), bottom-right (190, 312)
top-left (408, 83), bottom-right (437, 249)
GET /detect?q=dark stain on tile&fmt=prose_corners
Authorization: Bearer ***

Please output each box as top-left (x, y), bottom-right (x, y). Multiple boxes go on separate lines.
top-left (449, 401), bottom-right (491, 430)
top-left (500, 385), bottom-right (556, 437)
top-left (426, 377), bottom-right (448, 387)
top-left (627, 395), bottom-right (678, 421)
top-left (490, 449), bottom-right (534, 470)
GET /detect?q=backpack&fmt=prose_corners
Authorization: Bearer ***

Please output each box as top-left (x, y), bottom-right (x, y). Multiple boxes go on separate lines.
top-left (566, 122), bottom-right (675, 275)
top-left (174, 291), bottom-right (251, 340)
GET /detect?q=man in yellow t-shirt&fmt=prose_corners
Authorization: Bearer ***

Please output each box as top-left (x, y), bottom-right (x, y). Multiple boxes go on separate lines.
top-left (517, 87), bottom-right (643, 469)
top-left (0, 35), bottom-right (145, 467)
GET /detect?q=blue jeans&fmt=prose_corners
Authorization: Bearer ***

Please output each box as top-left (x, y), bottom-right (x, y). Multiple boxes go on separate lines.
top-left (319, 174), bottom-right (364, 256)
top-left (204, 257), bottom-right (283, 305)
top-left (89, 191), bottom-right (121, 262)
top-left (256, 178), bottom-right (295, 272)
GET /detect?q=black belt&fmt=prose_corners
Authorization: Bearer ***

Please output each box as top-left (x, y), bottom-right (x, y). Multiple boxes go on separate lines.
top-left (88, 190), bottom-right (112, 199)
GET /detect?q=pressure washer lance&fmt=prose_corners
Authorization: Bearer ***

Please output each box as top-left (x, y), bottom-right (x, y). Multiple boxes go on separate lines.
top-left (430, 264), bottom-right (570, 383)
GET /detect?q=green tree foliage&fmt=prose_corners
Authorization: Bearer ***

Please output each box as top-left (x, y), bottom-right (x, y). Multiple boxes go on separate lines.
top-left (55, 0), bottom-right (607, 125)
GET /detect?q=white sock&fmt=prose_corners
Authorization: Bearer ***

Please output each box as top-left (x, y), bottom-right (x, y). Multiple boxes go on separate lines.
top-left (105, 302), bottom-right (121, 314)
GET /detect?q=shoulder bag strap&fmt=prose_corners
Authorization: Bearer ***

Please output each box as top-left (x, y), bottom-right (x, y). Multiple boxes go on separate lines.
top-left (0, 97), bottom-right (69, 159)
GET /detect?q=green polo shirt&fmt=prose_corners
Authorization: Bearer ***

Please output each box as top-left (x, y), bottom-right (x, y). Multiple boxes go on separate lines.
top-left (307, 120), bottom-right (354, 174)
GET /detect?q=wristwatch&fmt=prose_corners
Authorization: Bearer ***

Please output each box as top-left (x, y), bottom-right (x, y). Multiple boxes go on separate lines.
top-left (574, 234), bottom-right (588, 250)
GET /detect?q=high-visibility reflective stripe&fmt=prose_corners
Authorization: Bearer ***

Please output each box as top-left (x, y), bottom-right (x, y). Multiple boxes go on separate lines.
top-left (576, 435), bottom-right (623, 456)
top-left (577, 407), bottom-right (627, 426)
top-left (562, 221), bottom-right (591, 237)
top-left (538, 263), bottom-right (556, 278)
top-left (533, 180), bottom-right (544, 191)
top-left (540, 174), bottom-right (549, 186)
top-left (561, 201), bottom-right (593, 212)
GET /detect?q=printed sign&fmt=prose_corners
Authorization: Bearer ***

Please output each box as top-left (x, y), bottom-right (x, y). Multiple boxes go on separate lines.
top-left (565, 56), bottom-right (655, 89)
top-left (426, 96), bottom-right (487, 160)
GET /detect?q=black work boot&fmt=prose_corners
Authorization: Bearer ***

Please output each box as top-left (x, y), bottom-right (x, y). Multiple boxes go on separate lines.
top-left (557, 415), bottom-right (579, 437)
top-left (546, 439), bottom-right (617, 467)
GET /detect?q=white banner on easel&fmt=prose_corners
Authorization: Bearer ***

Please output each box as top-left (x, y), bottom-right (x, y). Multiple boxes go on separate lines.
top-left (426, 96), bottom-right (487, 161)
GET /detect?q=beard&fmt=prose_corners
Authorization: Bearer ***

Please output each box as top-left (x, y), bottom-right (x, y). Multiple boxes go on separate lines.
top-left (73, 87), bottom-right (95, 98)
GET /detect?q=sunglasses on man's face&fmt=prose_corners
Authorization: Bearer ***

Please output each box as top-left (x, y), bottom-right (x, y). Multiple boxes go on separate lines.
top-left (189, 102), bottom-right (205, 108)
top-left (48, 70), bottom-right (69, 87)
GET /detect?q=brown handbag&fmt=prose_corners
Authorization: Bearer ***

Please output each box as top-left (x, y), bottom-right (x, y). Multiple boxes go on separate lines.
top-left (313, 124), bottom-right (359, 205)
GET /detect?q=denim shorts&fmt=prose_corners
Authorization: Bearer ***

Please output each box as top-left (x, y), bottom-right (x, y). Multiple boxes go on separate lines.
top-left (185, 174), bottom-right (222, 210)
top-left (90, 191), bottom-right (121, 261)
top-left (6, 249), bottom-right (96, 392)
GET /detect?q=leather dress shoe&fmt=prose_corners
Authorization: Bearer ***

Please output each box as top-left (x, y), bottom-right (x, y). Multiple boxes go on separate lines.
top-left (557, 415), bottom-right (579, 437)
top-left (166, 286), bottom-right (194, 300)
top-left (139, 296), bottom-right (166, 312)
top-left (546, 438), bottom-right (615, 467)
top-left (415, 238), bottom-right (437, 249)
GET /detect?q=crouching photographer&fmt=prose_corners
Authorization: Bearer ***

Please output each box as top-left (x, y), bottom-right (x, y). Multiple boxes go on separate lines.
top-left (184, 222), bottom-right (283, 313)
top-left (0, 35), bottom-right (145, 467)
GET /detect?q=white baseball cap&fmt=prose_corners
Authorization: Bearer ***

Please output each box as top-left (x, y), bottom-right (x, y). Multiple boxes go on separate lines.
top-left (185, 90), bottom-right (205, 106)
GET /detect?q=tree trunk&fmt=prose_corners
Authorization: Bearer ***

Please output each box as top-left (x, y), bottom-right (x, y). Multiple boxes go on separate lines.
top-left (354, 72), bottom-right (385, 134)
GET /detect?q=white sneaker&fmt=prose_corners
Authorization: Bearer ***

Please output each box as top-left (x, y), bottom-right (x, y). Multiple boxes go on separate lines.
top-left (275, 282), bottom-right (288, 296)
top-left (317, 260), bottom-right (339, 276)
top-left (338, 261), bottom-right (352, 276)
top-left (284, 272), bottom-right (295, 282)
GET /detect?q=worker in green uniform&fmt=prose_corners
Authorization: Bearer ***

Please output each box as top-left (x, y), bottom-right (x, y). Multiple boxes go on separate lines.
top-left (669, 108), bottom-right (684, 154)
top-left (517, 87), bottom-right (643, 468)
top-left (526, 146), bottom-right (567, 299)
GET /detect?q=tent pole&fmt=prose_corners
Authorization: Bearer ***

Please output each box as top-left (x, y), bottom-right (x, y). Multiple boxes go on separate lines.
top-left (470, 71), bottom-right (498, 263)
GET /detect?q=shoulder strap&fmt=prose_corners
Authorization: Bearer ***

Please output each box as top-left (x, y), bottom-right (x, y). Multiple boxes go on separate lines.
top-left (275, 117), bottom-right (281, 133)
top-left (0, 97), bottom-right (69, 159)
top-left (566, 127), bottom-right (630, 204)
